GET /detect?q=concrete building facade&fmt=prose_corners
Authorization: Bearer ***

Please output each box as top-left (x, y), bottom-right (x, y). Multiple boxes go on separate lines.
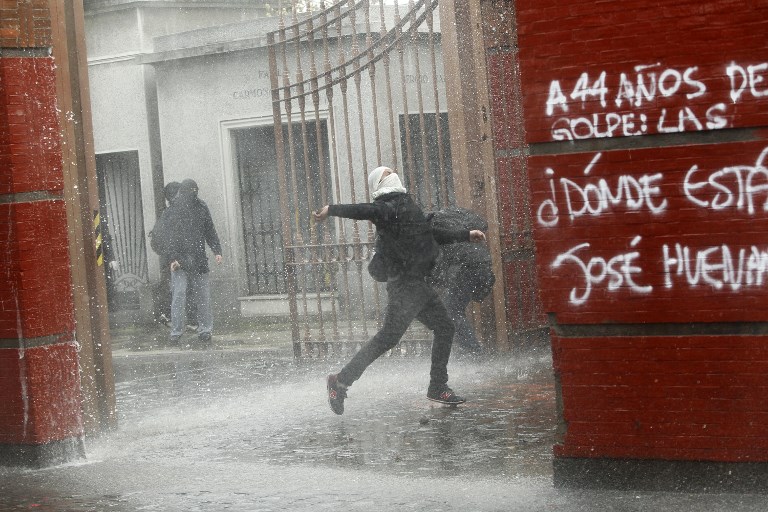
top-left (84, 0), bottom-right (455, 327)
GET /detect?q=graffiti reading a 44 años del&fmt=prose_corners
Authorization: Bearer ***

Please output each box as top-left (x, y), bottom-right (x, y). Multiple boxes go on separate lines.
top-left (545, 61), bottom-right (767, 141)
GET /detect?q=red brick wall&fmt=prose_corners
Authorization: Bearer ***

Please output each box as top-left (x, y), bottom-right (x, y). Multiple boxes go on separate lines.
top-left (484, 1), bottom-right (547, 335)
top-left (485, 0), bottom-right (768, 462)
top-left (0, 57), bottom-right (63, 194)
top-left (529, 139), bottom-right (768, 325)
top-left (517, 1), bottom-right (768, 143)
top-left (0, 0), bottom-right (82, 447)
top-left (0, 0), bottom-right (52, 47)
top-left (552, 334), bottom-right (768, 461)
top-left (0, 199), bottom-right (74, 339)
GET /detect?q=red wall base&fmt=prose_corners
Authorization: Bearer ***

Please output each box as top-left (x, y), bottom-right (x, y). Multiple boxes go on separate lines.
top-left (553, 334), bottom-right (768, 462)
top-left (0, 343), bottom-right (83, 446)
top-left (554, 456), bottom-right (768, 492)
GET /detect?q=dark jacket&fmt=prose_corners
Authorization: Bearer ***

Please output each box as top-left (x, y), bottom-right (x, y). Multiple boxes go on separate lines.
top-left (163, 179), bottom-right (222, 274)
top-left (328, 192), bottom-right (469, 279)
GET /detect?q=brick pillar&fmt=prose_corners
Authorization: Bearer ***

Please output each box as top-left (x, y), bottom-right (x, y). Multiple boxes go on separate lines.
top-left (485, 0), bottom-right (768, 492)
top-left (0, 1), bottom-right (85, 466)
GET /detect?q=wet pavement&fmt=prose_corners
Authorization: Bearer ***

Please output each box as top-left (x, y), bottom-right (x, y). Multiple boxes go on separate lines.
top-left (2, 338), bottom-right (768, 511)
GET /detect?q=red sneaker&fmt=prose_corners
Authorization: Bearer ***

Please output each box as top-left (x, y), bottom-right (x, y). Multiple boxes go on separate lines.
top-left (327, 374), bottom-right (348, 415)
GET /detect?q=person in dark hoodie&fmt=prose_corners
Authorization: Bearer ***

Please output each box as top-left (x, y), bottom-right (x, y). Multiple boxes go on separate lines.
top-left (429, 207), bottom-right (495, 354)
top-left (153, 181), bottom-right (181, 326)
top-left (163, 179), bottom-right (223, 346)
top-left (313, 166), bottom-right (486, 414)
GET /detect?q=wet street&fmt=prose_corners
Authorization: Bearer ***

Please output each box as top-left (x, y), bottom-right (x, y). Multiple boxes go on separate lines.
top-left (1, 343), bottom-right (767, 511)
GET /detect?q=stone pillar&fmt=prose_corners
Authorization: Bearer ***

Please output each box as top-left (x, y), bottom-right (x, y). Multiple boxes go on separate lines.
top-left (440, 0), bottom-right (512, 351)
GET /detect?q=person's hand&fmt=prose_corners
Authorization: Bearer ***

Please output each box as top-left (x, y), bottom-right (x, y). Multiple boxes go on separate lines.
top-left (313, 205), bottom-right (330, 223)
top-left (469, 230), bottom-right (486, 243)
top-left (108, 260), bottom-right (119, 271)
top-left (170, 260), bottom-right (180, 272)
top-left (215, 254), bottom-right (223, 264)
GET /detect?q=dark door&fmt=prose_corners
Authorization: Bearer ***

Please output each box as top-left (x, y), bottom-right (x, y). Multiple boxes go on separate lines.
top-left (233, 121), bottom-right (332, 295)
top-left (95, 150), bottom-right (149, 311)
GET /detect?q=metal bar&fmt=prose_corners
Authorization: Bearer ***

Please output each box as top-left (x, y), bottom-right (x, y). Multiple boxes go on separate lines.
top-left (350, 0), bottom-right (371, 340)
top-left (365, 0), bottom-right (384, 327)
top-left (395, 1), bottom-right (417, 195)
top-left (268, 31), bottom-right (301, 354)
top-left (282, 3), bottom-right (312, 345)
top-left (323, 4), bottom-right (352, 344)
top-left (407, 0), bottom-right (435, 211)
top-left (294, 6), bottom-right (328, 344)
top-left (237, 149), bottom-right (257, 293)
top-left (426, 8), bottom-right (449, 207)
top-left (380, 7), bottom-right (399, 171)
top-left (321, 3), bottom-right (344, 342)
top-left (268, 0), bottom-right (368, 46)
top-left (257, 191), bottom-right (270, 292)
top-left (337, 9), bottom-right (367, 341)
top-left (310, 8), bottom-right (339, 344)
top-left (365, 0), bottom-right (382, 169)
top-left (333, 3), bottom-right (356, 341)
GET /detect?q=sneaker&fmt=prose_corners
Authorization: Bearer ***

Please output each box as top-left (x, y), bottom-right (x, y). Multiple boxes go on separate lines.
top-left (427, 386), bottom-right (466, 405)
top-left (327, 374), bottom-right (347, 415)
top-left (158, 314), bottom-right (170, 327)
top-left (198, 332), bottom-right (212, 342)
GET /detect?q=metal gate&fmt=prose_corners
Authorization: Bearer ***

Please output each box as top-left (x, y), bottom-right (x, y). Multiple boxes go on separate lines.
top-left (268, 0), bottom-right (454, 357)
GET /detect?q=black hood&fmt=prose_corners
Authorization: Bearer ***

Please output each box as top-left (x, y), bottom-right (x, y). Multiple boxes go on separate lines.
top-left (164, 181), bottom-right (181, 203)
top-left (179, 179), bottom-right (198, 197)
top-left (177, 179), bottom-right (199, 205)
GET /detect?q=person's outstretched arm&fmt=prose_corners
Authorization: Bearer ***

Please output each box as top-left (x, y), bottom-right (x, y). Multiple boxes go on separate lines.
top-left (313, 203), bottom-right (386, 223)
top-left (432, 227), bottom-right (486, 245)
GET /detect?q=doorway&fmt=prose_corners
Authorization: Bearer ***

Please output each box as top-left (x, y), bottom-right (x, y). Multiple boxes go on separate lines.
top-left (233, 121), bottom-right (333, 296)
top-left (95, 150), bottom-right (149, 314)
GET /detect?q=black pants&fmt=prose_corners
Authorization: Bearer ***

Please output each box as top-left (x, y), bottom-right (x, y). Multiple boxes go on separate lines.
top-left (441, 283), bottom-right (481, 351)
top-left (337, 277), bottom-right (455, 389)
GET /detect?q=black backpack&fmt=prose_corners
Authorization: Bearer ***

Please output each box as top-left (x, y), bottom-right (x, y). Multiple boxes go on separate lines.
top-left (149, 210), bottom-right (171, 256)
top-left (368, 194), bottom-right (440, 281)
top-left (429, 207), bottom-right (495, 301)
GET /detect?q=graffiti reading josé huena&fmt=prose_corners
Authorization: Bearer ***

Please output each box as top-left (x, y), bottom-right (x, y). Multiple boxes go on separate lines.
top-left (539, 146), bottom-right (768, 306)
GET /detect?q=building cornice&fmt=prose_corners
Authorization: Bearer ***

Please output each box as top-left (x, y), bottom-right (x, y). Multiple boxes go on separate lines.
top-left (84, 0), bottom-right (266, 16)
